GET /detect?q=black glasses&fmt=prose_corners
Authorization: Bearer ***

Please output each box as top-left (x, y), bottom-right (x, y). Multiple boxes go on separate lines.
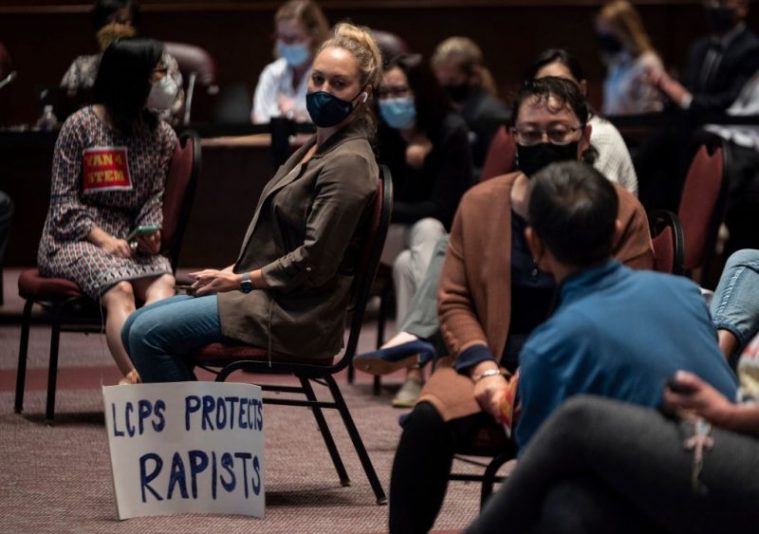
top-left (511, 125), bottom-right (583, 146)
top-left (377, 86), bottom-right (411, 99)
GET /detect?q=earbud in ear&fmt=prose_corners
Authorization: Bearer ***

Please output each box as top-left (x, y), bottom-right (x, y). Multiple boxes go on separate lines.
top-left (360, 92), bottom-right (368, 104)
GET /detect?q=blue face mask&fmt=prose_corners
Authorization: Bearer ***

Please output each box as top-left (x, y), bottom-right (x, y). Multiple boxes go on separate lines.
top-left (379, 97), bottom-right (416, 130)
top-left (306, 90), bottom-right (366, 128)
top-left (276, 40), bottom-right (311, 68)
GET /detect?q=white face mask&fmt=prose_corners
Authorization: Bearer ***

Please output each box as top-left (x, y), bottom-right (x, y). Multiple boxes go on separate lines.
top-left (147, 75), bottom-right (179, 111)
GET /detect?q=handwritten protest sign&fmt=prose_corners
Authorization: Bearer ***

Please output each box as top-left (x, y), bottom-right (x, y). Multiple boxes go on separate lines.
top-left (103, 382), bottom-right (264, 520)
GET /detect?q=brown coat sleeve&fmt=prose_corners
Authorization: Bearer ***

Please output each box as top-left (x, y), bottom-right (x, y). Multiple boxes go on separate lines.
top-left (612, 184), bottom-right (655, 270)
top-left (438, 200), bottom-right (491, 358)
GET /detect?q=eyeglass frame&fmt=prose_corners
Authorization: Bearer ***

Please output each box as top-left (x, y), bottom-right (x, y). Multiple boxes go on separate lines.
top-left (510, 124), bottom-right (585, 146)
top-left (377, 85), bottom-right (412, 100)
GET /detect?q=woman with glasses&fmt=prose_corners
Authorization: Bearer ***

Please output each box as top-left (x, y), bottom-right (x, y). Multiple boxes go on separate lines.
top-left (526, 48), bottom-right (638, 196)
top-left (386, 77), bottom-right (653, 534)
top-left (251, 0), bottom-right (330, 123)
top-left (40, 38), bottom-right (179, 385)
top-left (354, 49), bottom-right (637, 396)
top-left (374, 53), bottom-right (473, 408)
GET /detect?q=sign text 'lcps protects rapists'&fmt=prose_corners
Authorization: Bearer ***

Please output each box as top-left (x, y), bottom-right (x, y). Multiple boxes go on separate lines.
top-left (103, 382), bottom-right (264, 520)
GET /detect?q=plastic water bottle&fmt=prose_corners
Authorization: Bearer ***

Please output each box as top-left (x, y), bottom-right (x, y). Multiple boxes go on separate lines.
top-left (35, 105), bottom-right (59, 131)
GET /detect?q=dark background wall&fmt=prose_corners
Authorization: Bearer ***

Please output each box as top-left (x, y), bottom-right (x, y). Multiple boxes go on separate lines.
top-left (1, 1), bottom-right (758, 127)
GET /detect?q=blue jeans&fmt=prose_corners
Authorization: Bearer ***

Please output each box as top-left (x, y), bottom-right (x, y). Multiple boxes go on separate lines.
top-left (122, 294), bottom-right (224, 382)
top-left (711, 249), bottom-right (759, 350)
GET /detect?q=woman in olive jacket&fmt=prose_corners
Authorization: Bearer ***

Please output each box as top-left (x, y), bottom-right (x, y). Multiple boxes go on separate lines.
top-left (122, 23), bottom-right (384, 381)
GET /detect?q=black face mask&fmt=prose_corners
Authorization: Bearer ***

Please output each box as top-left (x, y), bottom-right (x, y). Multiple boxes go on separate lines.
top-left (306, 89), bottom-right (365, 128)
top-left (516, 142), bottom-right (579, 177)
top-left (704, 5), bottom-right (737, 35)
top-left (444, 83), bottom-right (470, 103)
top-left (597, 33), bottom-right (624, 55)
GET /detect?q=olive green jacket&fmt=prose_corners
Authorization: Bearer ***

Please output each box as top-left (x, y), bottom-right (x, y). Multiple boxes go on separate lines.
top-left (217, 122), bottom-right (378, 361)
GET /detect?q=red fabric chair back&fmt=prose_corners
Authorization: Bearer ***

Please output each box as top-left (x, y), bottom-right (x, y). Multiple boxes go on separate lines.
top-left (163, 42), bottom-right (217, 86)
top-left (677, 143), bottom-right (726, 273)
top-left (161, 131), bottom-right (200, 270)
top-left (480, 125), bottom-right (516, 181)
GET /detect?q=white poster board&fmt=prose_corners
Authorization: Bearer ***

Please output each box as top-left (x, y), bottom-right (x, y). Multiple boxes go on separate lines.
top-left (103, 382), bottom-right (264, 520)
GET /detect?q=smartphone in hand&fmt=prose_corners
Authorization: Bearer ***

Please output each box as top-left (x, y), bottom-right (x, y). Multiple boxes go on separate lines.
top-left (126, 224), bottom-right (161, 242)
top-left (666, 377), bottom-right (697, 395)
top-left (174, 283), bottom-right (196, 296)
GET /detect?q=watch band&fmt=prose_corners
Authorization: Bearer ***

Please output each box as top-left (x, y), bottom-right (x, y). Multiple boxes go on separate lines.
top-left (474, 368), bottom-right (507, 383)
top-left (240, 271), bottom-right (254, 293)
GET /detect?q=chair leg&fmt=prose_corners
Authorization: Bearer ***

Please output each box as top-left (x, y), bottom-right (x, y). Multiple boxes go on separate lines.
top-left (372, 280), bottom-right (391, 396)
top-left (324, 374), bottom-right (387, 505)
top-left (45, 308), bottom-right (62, 422)
top-left (14, 299), bottom-right (34, 414)
top-left (480, 452), bottom-right (512, 508)
top-left (300, 377), bottom-right (351, 487)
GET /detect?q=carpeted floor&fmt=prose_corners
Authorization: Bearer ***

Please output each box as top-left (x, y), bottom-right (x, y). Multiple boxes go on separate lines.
top-left (0, 269), bottom-right (492, 534)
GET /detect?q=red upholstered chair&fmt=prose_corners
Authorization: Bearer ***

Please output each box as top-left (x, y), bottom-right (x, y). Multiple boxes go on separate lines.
top-left (480, 125), bottom-right (516, 181)
top-left (677, 137), bottom-right (729, 285)
top-left (191, 165), bottom-right (393, 505)
top-left (649, 209), bottom-right (685, 275)
top-left (15, 131), bottom-right (201, 421)
top-left (164, 42), bottom-right (218, 126)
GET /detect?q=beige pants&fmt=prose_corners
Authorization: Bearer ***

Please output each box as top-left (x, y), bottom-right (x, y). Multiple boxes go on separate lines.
top-left (380, 218), bottom-right (446, 326)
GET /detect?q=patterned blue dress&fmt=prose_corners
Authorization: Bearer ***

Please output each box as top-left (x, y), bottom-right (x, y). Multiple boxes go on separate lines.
top-left (37, 106), bottom-right (176, 298)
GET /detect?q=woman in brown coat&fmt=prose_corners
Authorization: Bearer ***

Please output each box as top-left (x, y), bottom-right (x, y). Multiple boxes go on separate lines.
top-left (388, 77), bottom-right (654, 533)
top-left (121, 23), bottom-right (384, 382)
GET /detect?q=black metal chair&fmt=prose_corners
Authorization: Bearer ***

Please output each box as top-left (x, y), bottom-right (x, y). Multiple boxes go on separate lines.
top-left (15, 131), bottom-right (201, 421)
top-left (191, 165), bottom-right (393, 505)
top-left (649, 209), bottom-right (685, 275)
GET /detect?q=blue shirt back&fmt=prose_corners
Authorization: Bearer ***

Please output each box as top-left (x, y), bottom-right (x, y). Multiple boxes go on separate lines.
top-left (515, 260), bottom-right (737, 450)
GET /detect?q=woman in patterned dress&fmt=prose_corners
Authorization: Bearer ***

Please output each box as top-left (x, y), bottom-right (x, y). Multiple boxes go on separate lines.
top-left (38, 38), bottom-right (178, 385)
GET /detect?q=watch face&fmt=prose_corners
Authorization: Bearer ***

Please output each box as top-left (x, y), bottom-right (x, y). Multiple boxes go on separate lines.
top-left (241, 280), bottom-right (253, 293)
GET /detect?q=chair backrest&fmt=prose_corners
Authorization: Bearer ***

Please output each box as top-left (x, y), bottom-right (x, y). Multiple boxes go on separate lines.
top-left (334, 165), bottom-right (393, 371)
top-left (164, 42), bottom-right (218, 126)
top-left (161, 131), bottom-right (201, 270)
top-left (480, 125), bottom-right (516, 181)
top-left (677, 139), bottom-right (728, 275)
top-left (649, 209), bottom-right (685, 275)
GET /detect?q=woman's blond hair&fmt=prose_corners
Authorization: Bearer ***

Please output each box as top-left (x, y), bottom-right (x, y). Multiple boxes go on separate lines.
top-left (275, 0), bottom-right (330, 53)
top-left (597, 0), bottom-right (654, 57)
top-left (430, 36), bottom-right (498, 97)
top-left (317, 22), bottom-right (384, 133)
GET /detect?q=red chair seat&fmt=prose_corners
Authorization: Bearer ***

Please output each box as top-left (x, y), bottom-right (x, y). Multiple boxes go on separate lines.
top-left (196, 342), bottom-right (334, 367)
top-left (18, 268), bottom-right (83, 300)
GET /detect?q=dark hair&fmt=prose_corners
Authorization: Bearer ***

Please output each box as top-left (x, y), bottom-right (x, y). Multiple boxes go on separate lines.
top-left (92, 0), bottom-right (141, 31)
top-left (511, 76), bottom-right (589, 128)
top-left (528, 161), bottom-right (618, 268)
top-left (383, 53), bottom-right (451, 134)
top-left (525, 48), bottom-right (586, 84)
top-left (92, 37), bottom-right (162, 134)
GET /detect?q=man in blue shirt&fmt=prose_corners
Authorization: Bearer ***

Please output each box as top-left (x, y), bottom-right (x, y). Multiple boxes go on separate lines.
top-left (514, 160), bottom-right (737, 449)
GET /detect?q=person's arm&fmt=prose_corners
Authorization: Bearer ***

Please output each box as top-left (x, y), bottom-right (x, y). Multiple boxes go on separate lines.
top-left (438, 197), bottom-right (491, 358)
top-left (392, 119), bottom-right (473, 225)
top-left (134, 124), bottom-right (177, 254)
top-left (664, 370), bottom-right (759, 436)
top-left (611, 186), bottom-right (654, 270)
top-left (252, 63), bottom-right (281, 124)
top-left (49, 116), bottom-right (97, 242)
top-left (513, 343), bottom-right (569, 450)
top-left (258, 152), bottom-right (376, 291)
